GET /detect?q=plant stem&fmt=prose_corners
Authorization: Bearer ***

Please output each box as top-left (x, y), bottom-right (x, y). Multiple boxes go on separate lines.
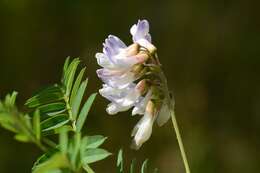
top-left (170, 108), bottom-right (190, 173)
top-left (158, 69), bottom-right (191, 173)
top-left (64, 95), bottom-right (77, 131)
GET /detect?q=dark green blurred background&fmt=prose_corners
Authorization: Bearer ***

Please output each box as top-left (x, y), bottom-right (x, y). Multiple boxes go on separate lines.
top-left (0, 0), bottom-right (259, 172)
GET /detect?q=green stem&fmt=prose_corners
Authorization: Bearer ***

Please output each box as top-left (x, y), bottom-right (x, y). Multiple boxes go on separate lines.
top-left (170, 108), bottom-right (190, 173)
top-left (158, 70), bottom-right (191, 173)
top-left (64, 95), bottom-right (77, 131)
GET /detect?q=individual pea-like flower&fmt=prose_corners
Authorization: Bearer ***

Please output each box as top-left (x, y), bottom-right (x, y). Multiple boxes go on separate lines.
top-left (96, 19), bottom-right (172, 149)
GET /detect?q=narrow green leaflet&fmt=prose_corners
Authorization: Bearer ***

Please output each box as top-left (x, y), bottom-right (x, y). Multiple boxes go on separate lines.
top-left (81, 148), bottom-right (111, 164)
top-left (141, 159), bottom-right (149, 173)
top-left (14, 134), bottom-right (30, 142)
top-left (62, 57), bottom-right (70, 82)
top-left (33, 148), bottom-right (59, 169)
top-left (117, 149), bottom-right (124, 173)
top-left (83, 164), bottom-right (95, 173)
top-left (38, 102), bottom-right (66, 117)
top-left (70, 67), bottom-right (86, 106)
top-left (71, 79), bottom-right (88, 120)
top-left (41, 114), bottom-right (69, 132)
top-left (63, 58), bottom-right (80, 97)
top-left (130, 159), bottom-right (136, 173)
top-left (81, 135), bottom-right (107, 149)
top-left (76, 93), bottom-right (97, 132)
top-left (25, 85), bottom-right (63, 108)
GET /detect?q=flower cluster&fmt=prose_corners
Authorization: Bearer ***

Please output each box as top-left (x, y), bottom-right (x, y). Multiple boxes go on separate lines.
top-left (96, 20), bottom-right (171, 149)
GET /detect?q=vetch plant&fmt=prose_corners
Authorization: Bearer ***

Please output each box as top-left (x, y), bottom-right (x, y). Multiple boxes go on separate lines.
top-left (96, 20), bottom-right (191, 173)
top-left (0, 58), bottom-right (111, 173)
top-left (0, 19), bottom-right (191, 173)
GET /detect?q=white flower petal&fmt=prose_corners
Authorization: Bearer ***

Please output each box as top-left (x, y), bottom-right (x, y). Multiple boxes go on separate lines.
top-left (157, 100), bottom-right (171, 126)
top-left (97, 68), bottom-right (136, 89)
top-left (95, 53), bottom-right (116, 69)
top-left (106, 102), bottom-right (132, 115)
top-left (132, 90), bottom-right (152, 116)
top-left (131, 20), bottom-right (151, 43)
top-left (131, 112), bottom-right (155, 150)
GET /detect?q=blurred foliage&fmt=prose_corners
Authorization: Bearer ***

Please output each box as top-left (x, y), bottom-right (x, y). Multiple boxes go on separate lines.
top-left (0, 0), bottom-right (259, 173)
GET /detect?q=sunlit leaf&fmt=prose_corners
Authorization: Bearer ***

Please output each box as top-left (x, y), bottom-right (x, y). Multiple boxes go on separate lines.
top-left (63, 58), bottom-right (80, 96)
top-left (41, 114), bottom-right (69, 132)
top-left (38, 102), bottom-right (66, 117)
top-left (70, 67), bottom-right (86, 106)
top-left (81, 148), bottom-right (111, 164)
top-left (33, 153), bottom-right (69, 173)
top-left (71, 79), bottom-right (88, 120)
top-left (14, 134), bottom-right (30, 142)
top-left (81, 135), bottom-right (107, 149)
top-left (76, 93), bottom-right (97, 132)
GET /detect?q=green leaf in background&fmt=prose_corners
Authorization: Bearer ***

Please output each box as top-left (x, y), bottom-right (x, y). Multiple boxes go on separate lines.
top-left (71, 79), bottom-right (88, 120)
top-left (33, 109), bottom-right (41, 140)
top-left (25, 85), bottom-right (63, 108)
top-left (59, 127), bottom-right (68, 154)
top-left (41, 114), bottom-right (69, 132)
top-left (130, 159), bottom-right (136, 173)
top-left (33, 153), bottom-right (69, 173)
top-left (141, 159), bottom-right (149, 173)
top-left (76, 93), bottom-right (97, 132)
top-left (81, 148), bottom-right (111, 164)
top-left (71, 132), bottom-right (81, 169)
top-left (33, 148), bottom-right (59, 169)
top-left (38, 102), bottom-right (66, 118)
top-left (82, 164), bottom-right (95, 173)
top-left (117, 149), bottom-right (124, 173)
top-left (14, 134), bottom-right (31, 142)
top-left (81, 135), bottom-right (107, 149)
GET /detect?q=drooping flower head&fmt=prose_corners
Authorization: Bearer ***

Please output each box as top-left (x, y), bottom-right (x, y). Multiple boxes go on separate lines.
top-left (96, 20), bottom-right (171, 149)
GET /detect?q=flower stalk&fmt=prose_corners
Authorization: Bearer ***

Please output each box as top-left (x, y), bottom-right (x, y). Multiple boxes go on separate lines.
top-left (158, 65), bottom-right (191, 173)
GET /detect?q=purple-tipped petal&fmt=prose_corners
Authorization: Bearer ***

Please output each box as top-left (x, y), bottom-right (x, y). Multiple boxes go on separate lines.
top-left (131, 19), bottom-right (151, 43)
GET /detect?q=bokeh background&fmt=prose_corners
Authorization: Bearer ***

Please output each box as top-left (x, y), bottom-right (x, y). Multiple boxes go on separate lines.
top-left (0, 0), bottom-right (259, 172)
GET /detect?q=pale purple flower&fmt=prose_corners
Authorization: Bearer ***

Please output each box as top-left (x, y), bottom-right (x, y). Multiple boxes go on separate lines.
top-left (96, 20), bottom-right (170, 149)
top-left (130, 20), bottom-right (156, 53)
